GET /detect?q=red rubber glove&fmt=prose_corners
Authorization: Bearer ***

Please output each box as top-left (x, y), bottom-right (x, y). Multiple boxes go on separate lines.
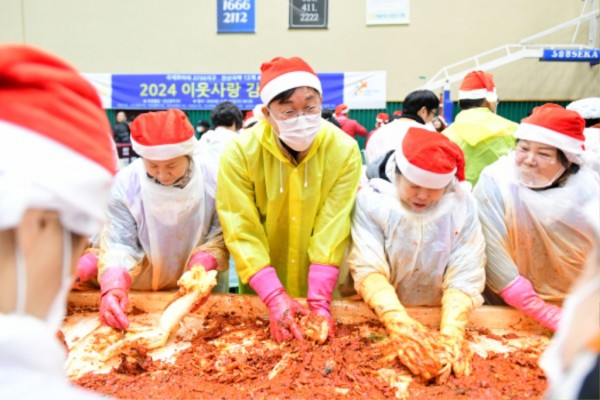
top-left (99, 267), bottom-right (132, 330)
top-left (500, 275), bottom-right (562, 331)
top-left (75, 252), bottom-right (98, 283)
top-left (249, 266), bottom-right (308, 343)
top-left (306, 263), bottom-right (339, 339)
top-left (187, 251), bottom-right (218, 311)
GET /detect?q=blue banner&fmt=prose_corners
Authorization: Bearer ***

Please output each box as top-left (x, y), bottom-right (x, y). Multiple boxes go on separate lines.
top-left (442, 88), bottom-right (453, 125)
top-left (319, 73), bottom-right (344, 111)
top-left (112, 74), bottom-right (261, 110)
top-left (541, 48), bottom-right (600, 62)
top-left (217, 0), bottom-right (255, 33)
top-left (111, 73), bottom-right (345, 111)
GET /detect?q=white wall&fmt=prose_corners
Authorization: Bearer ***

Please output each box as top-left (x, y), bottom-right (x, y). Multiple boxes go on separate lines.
top-left (1, 0), bottom-right (598, 100)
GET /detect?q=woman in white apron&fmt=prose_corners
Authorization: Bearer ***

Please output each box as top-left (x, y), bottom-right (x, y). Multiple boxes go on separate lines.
top-left (96, 109), bottom-right (229, 330)
top-left (474, 103), bottom-right (599, 332)
top-left (347, 127), bottom-right (486, 381)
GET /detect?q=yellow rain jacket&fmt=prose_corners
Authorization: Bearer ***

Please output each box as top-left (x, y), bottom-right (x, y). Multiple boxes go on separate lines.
top-left (444, 107), bottom-right (517, 186)
top-left (217, 119), bottom-right (362, 297)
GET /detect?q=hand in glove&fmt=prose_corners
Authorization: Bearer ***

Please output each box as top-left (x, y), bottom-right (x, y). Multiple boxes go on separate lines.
top-left (187, 251), bottom-right (218, 272)
top-left (437, 334), bottom-right (472, 383)
top-left (75, 252), bottom-right (98, 284)
top-left (500, 275), bottom-right (562, 331)
top-left (99, 267), bottom-right (131, 330)
top-left (306, 263), bottom-right (339, 340)
top-left (249, 266), bottom-right (308, 343)
top-left (186, 251), bottom-right (218, 311)
top-left (436, 288), bottom-right (475, 383)
top-left (359, 273), bottom-right (442, 380)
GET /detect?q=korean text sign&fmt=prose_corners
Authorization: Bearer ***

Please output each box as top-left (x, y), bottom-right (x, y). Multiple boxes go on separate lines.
top-left (109, 73), bottom-right (352, 110)
top-left (111, 74), bottom-right (262, 110)
top-left (217, 0), bottom-right (255, 33)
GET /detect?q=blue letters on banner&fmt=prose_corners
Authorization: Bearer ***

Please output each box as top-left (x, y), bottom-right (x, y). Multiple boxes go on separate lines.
top-left (541, 48), bottom-right (600, 62)
top-left (217, 0), bottom-right (255, 33)
top-left (111, 73), bottom-right (344, 111)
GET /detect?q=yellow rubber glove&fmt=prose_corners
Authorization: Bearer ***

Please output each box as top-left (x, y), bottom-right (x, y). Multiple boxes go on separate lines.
top-left (437, 288), bottom-right (474, 383)
top-left (359, 273), bottom-right (442, 380)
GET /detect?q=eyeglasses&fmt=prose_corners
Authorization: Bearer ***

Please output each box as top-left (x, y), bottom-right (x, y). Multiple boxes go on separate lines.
top-left (268, 105), bottom-right (322, 125)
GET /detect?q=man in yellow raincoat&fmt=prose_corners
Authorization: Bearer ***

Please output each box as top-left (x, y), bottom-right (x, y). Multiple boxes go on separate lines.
top-left (443, 70), bottom-right (517, 186)
top-left (217, 56), bottom-right (362, 343)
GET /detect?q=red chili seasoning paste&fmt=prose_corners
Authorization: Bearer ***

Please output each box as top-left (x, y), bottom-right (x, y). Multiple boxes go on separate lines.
top-left (71, 313), bottom-right (547, 399)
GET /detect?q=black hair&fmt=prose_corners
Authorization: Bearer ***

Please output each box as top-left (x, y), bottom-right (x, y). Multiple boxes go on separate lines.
top-left (458, 98), bottom-right (486, 110)
top-left (402, 90), bottom-right (440, 114)
top-left (555, 148), bottom-right (580, 181)
top-left (269, 87), bottom-right (320, 105)
top-left (321, 108), bottom-right (341, 128)
top-left (245, 121), bottom-right (258, 129)
top-left (210, 101), bottom-right (243, 130)
top-left (321, 108), bottom-right (334, 119)
top-left (197, 119), bottom-right (210, 129)
top-left (584, 118), bottom-right (600, 128)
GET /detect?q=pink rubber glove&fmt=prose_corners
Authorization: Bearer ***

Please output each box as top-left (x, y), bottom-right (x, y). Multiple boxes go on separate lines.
top-left (75, 252), bottom-right (98, 283)
top-left (187, 251), bottom-right (218, 272)
top-left (307, 263), bottom-right (339, 339)
top-left (99, 267), bottom-right (132, 330)
top-left (249, 266), bottom-right (308, 343)
top-left (186, 251), bottom-right (218, 311)
top-left (500, 275), bottom-right (562, 332)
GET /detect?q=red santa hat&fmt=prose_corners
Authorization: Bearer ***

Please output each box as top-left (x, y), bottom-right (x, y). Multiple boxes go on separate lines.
top-left (259, 56), bottom-right (322, 105)
top-left (131, 109), bottom-right (197, 160)
top-left (459, 70), bottom-right (498, 103)
top-left (335, 104), bottom-right (349, 116)
top-left (516, 103), bottom-right (585, 162)
top-left (0, 44), bottom-right (117, 236)
top-left (376, 113), bottom-right (390, 123)
top-left (394, 127), bottom-right (465, 189)
top-left (243, 104), bottom-right (265, 128)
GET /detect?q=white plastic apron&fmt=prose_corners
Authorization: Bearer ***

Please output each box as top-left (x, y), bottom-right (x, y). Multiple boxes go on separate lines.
top-left (136, 161), bottom-right (206, 290)
top-left (502, 159), bottom-right (596, 299)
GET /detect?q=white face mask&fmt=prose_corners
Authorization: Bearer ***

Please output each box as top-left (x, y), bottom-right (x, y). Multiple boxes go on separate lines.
top-left (274, 114), bottom-right (321, 152)
top-left (517, 165), bottom-right (566, 189)
top-left (14, 228), bottom-right (72, 332)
